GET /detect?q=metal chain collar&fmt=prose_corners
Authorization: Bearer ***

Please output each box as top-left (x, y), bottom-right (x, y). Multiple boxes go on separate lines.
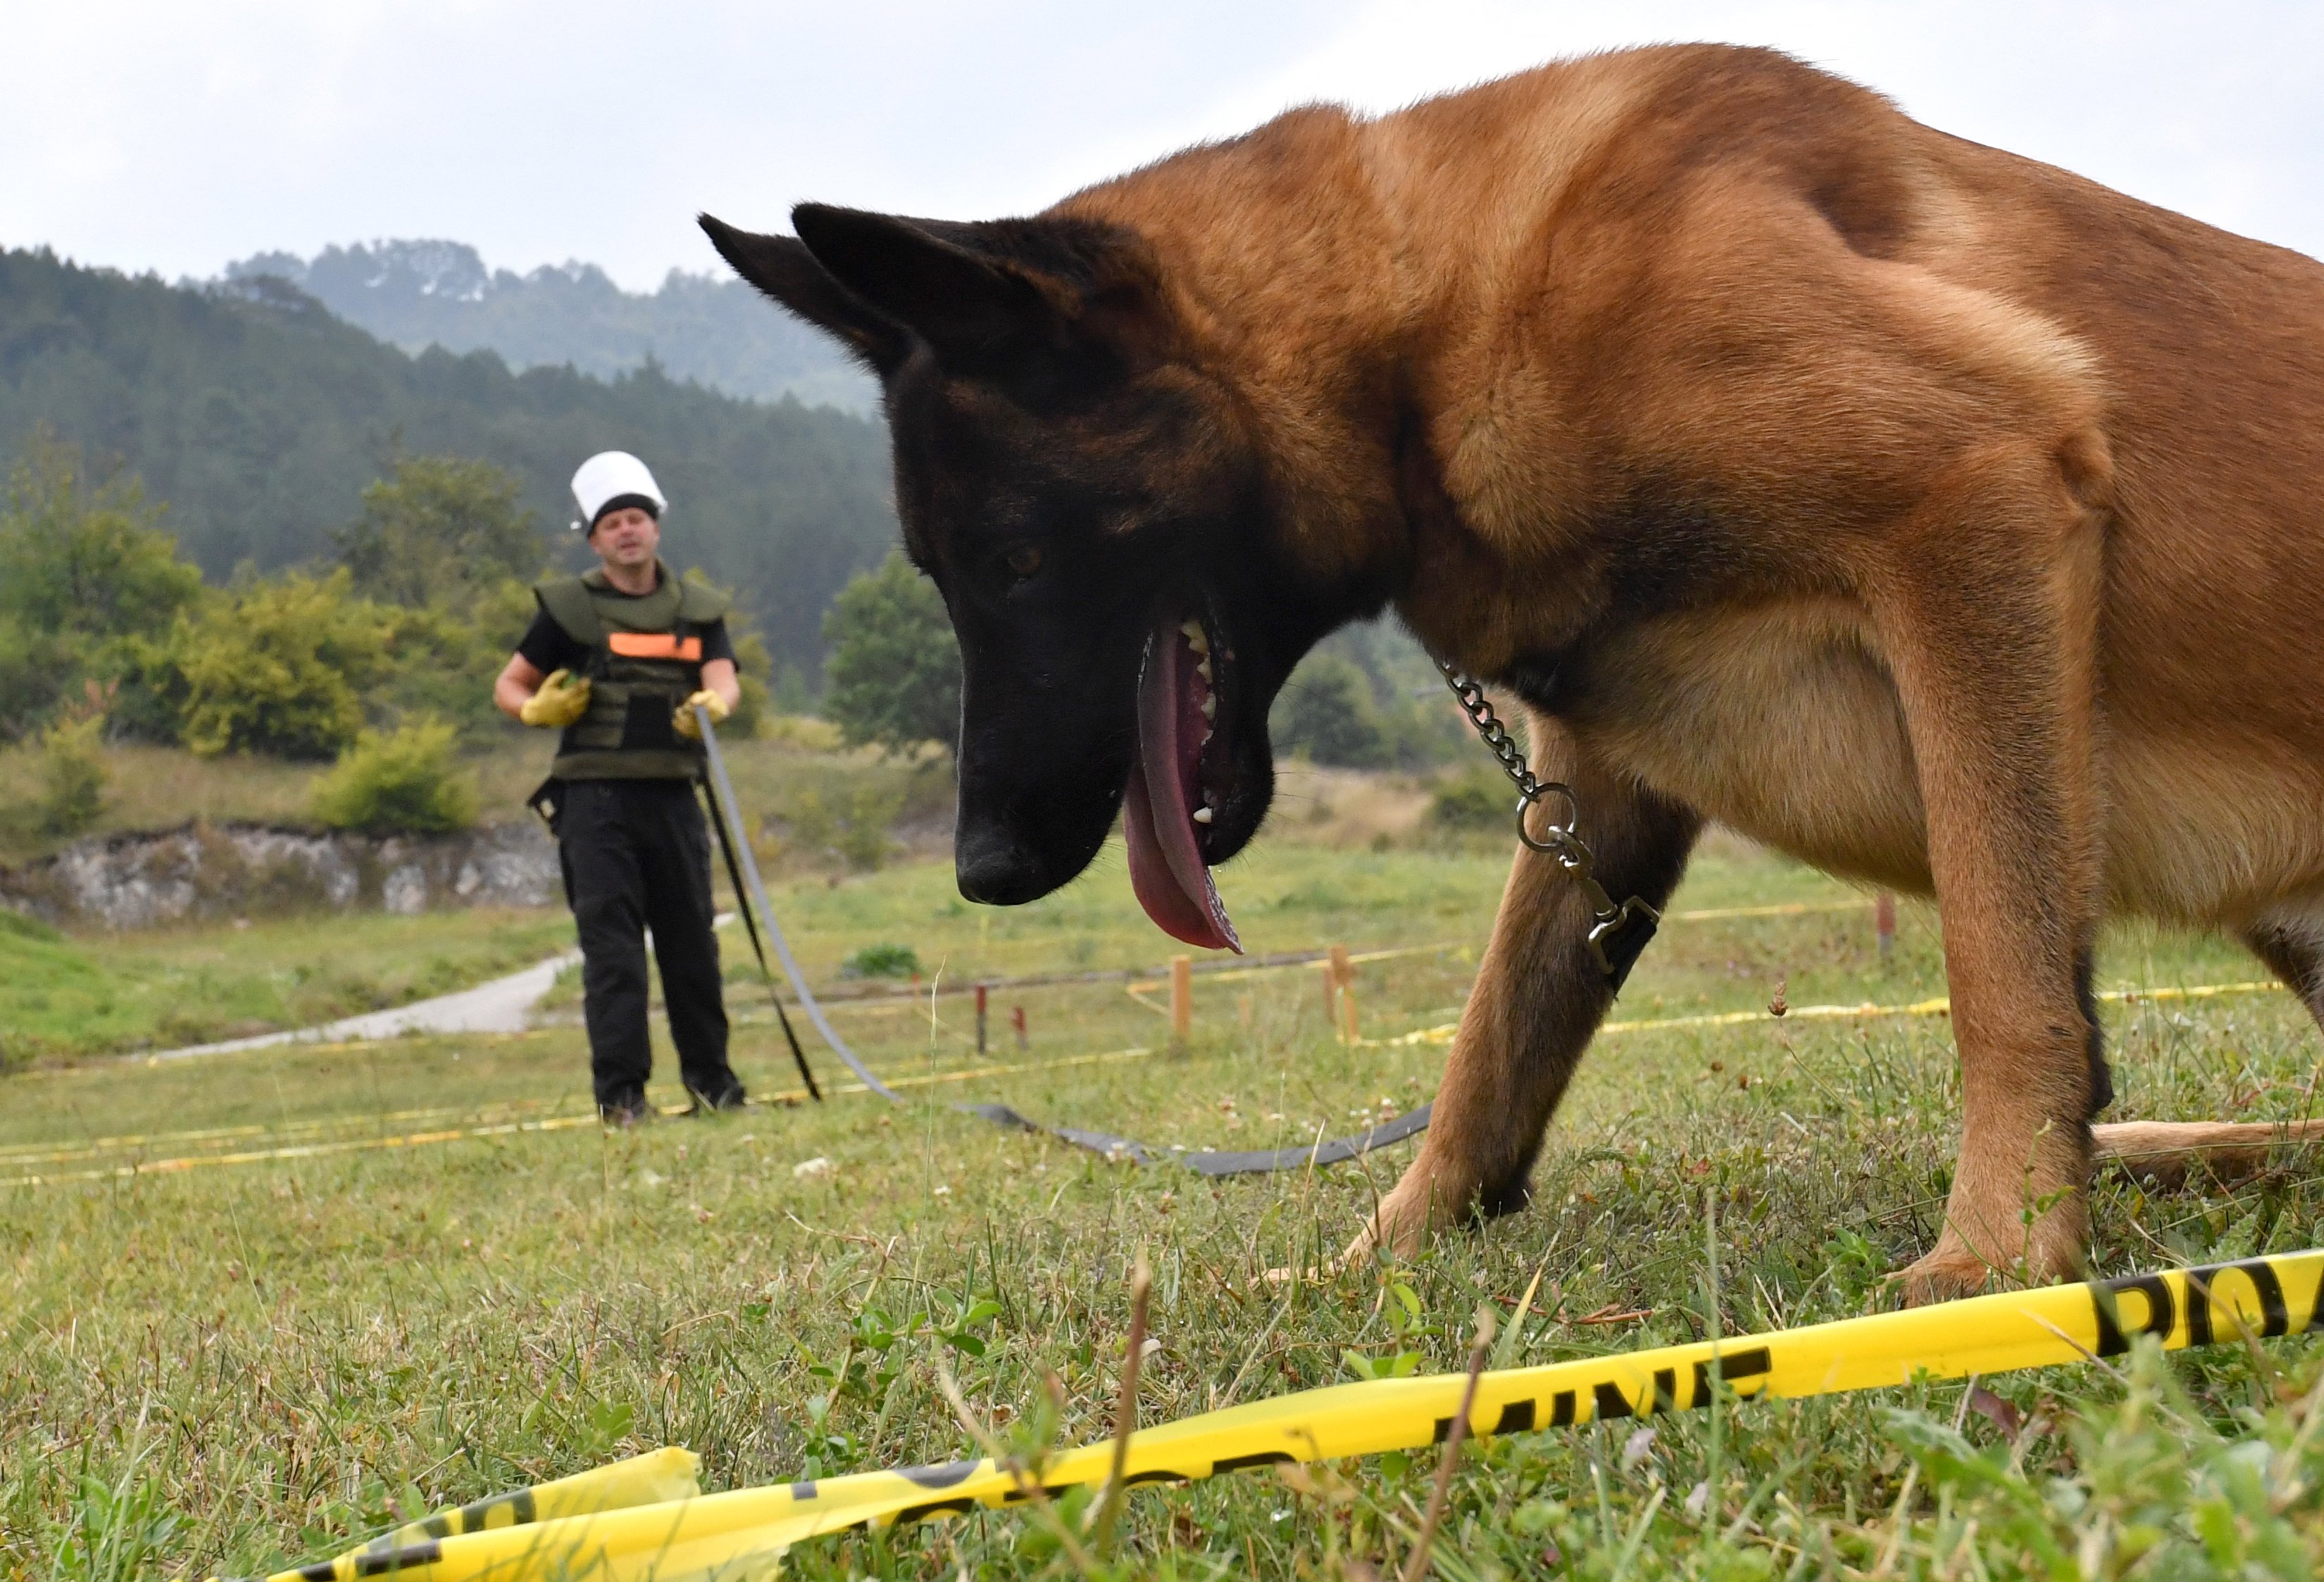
top-left (1435, 658), bottom-right (1662, 982)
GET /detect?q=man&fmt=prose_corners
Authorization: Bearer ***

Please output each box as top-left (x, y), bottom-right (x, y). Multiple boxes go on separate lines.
top-left (494, 451), bottom-right (747, 1125)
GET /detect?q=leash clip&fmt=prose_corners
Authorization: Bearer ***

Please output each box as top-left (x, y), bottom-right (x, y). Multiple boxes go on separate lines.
top-left (1438, 656), bottom-right (1663, 987)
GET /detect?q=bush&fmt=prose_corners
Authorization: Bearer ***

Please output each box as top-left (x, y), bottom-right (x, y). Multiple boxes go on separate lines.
top-left (766, 715), bottom-right (844, 752)
top-left (310, 717), bottom-right (478, 834)
top-left (833, 781), bottom-right (904, 870)
top-left (1427, 763), bottom-right (1514, 835)
top-left (841, 942), bottom-right (922, 979)
top-left (34, 712), bottom-right (107, 839)
top-left (822, 550), bottom-right (961, 753)
top-left (782, 780), bottom-right (904, 871)
top-left (177, 570), bottom-right (388, 759)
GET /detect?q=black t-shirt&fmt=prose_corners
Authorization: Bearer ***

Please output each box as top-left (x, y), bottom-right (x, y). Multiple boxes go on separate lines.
top-left (516, 598), bottom-right (736, 676)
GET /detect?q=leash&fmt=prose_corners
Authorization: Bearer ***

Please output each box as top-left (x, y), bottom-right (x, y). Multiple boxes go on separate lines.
top-left (697, 749), bottom-right (822, 1103)
top-left (244, 1248), bottom-right (2324, 1580)
top-left (1436, 660), bottom-right (1661, 988)
top-left (961, 1100), bottom-right (1435, 1176)
top-left (694, 706), bottom-right (899, 1102)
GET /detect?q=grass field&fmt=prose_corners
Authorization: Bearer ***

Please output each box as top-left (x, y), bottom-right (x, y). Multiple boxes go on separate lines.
top-left (0, 908), bottom-right (582, 1062)
top-left (7, 824), bottom-right (2324, 1578)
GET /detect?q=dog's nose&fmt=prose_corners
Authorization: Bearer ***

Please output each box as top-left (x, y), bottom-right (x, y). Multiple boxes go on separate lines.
top-left (956, 822), bottom-right (1045, 905)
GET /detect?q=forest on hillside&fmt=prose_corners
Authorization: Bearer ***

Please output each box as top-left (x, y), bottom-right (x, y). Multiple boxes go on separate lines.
top-left (224, 240), bottom-right (876, 413)
top-left (0, 249), bottom-right (897, 674)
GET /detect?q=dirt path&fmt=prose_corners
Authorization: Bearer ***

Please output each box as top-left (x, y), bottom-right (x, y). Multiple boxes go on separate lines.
top-left (144, 914), bottom-right (767, 1062)
top-left (148, 948), bottom-right (584, 1061)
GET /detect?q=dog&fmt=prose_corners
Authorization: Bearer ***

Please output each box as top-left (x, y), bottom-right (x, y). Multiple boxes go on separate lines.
top-left (705, 43), bottom-right (2324, 1301)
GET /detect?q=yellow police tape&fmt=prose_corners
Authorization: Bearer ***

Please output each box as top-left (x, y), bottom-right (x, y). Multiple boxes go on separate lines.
top-left (354, 1448), bottom-right (702, 1556)
top-left (1376, 977), bottom-right (2285, 1048)
top-left (249, 1249), bottom-right (2323, 1581)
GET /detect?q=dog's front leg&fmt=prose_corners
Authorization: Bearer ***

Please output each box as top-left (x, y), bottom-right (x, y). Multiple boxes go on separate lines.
top-left (1873, 446), bottom-right (2109, 1302)
top-left (1348, 723), bottom-right (1699, 1264)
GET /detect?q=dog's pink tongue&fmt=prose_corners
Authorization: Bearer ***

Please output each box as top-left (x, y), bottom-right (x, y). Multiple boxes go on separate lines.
top-left (1124, 621), bottom-right (1240, 953)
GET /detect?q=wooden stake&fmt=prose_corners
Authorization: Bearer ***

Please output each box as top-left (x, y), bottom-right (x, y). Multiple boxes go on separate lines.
top-left (1875, 890), bottom-right (1897, 963)
top-left (1170, 954), bottom-right (1192, 1043)
top-left (1329, 944), bottom-right (1355, 1043)
top-left (974, 982), bottom-right (989, 1054)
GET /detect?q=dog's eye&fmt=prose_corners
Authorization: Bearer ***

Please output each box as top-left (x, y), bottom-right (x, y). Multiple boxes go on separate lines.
top-left (1003, 544), bottom-right (1044, 580)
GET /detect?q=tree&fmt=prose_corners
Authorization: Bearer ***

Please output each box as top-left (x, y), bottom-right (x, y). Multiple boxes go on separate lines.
top-left (820, 550), bottom-right (961, 753)
top-left (0, 615), bottom-right (79, 743)
top-left (336, 453), bottom-right (544, 611)
top-left (1271, 653), bottom-right (1391, 767)
top-left (0, 437), bottom-right (204, 740)
top-left (0, 437), bottom-right (202, 639)
top-left (368, 592), bottom-right (525, 745)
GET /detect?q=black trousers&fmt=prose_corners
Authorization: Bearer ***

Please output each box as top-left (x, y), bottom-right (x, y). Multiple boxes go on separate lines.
top-left (556, 777), bottom-right (742, 1109)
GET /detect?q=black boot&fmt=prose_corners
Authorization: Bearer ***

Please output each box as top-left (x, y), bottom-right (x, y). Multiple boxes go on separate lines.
top-left (599, 1091), bottom-right (654, 1128)
top-left (685, 1078), bottom-right (748, 1116)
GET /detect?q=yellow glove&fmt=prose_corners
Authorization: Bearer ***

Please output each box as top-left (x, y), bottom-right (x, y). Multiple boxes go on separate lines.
top-left (673, 688), bottom-right (731, 741)
top-left (518, 669), bottom-right (592, 729)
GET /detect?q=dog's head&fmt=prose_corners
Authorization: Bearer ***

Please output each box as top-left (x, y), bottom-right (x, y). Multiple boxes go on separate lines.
top-left (705, 206), bottom-right (1373, 950)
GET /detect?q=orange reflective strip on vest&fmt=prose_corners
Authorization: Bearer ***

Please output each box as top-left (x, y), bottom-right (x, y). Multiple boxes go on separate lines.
top-left (606, 632), bottom-right (703, 661)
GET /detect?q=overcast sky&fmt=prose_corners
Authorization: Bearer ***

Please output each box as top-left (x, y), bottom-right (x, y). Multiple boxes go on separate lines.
top-left (7, 0), bottom-right (2323, 291)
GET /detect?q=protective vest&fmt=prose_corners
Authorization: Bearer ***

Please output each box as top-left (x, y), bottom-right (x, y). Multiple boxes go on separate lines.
top-left (534, 563), bottom-right (732, 781)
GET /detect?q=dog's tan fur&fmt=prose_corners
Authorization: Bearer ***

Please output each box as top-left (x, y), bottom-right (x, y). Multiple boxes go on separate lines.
top-left (1043, 46), bottom-right (2324, 1298)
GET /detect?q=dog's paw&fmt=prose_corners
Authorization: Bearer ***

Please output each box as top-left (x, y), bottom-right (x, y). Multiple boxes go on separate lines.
top-left (1888, 1247), bottom-right (1999, 1307)
top-left (1254, 1259), bottom-right (1339, 1293)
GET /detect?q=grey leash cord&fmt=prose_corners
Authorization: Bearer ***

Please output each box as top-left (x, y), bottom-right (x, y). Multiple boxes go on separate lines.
top-left (694, 705), bottom-right (903, 1102)
top-left (699, 760), bottom-right (822, 1101)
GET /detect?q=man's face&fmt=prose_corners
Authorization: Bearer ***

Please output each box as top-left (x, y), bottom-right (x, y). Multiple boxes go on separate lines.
top-left (589, 506), bottom-right (661, 572)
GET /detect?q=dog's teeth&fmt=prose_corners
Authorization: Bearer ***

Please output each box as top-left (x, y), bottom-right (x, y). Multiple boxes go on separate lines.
top-left (1195, 659), bottom-right (1212, 682)
top-left (1181, 620), bottom-right (1210, 656)
top-left (1192, 807), bottom-right (1214, 824)
top-left (1201, 693), bottom-right (1216, 720)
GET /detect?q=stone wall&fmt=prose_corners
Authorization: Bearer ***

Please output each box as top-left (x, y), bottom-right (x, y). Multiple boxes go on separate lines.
top-left (0, 821), bottom-right (561, 930)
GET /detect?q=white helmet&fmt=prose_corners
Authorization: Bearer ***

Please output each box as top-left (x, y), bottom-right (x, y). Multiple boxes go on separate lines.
top-left (569, 451), bottom-right (668, 533)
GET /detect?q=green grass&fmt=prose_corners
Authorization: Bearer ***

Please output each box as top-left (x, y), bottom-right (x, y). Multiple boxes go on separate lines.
top-left (0, 908), bottom-right (579, 1063)
top-left (5, 831), bottom-right (2324, 1578)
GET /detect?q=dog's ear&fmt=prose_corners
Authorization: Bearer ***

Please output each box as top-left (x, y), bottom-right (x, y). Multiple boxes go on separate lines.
top-left (699, 213), bottom-right (913, 377)
top-left (789, 203), bottom-right (1166, 389)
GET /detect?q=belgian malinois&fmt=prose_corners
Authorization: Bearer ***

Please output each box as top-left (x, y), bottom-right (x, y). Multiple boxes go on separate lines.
top-left (706, 44), bottom-right (2324, 1300)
